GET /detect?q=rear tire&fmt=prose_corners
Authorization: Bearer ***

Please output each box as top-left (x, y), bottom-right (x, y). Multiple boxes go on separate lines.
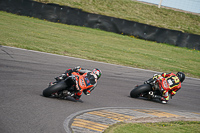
top-left (130, 84), bottom-right (152, 98)
top-left (43, 80), bottom-right (68, 97)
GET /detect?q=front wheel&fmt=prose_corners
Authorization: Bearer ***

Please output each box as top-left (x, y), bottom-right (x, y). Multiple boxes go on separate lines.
top-left (43, 80), bottom-right (68, 97)
top-left (130, 84), bottom-right (152, 98)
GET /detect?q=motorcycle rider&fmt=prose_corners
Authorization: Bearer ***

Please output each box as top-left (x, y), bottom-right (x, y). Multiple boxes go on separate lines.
top-left (145, 72), bottom-right (185, 103)
top-left (55, 66), bottom-right (102, 100)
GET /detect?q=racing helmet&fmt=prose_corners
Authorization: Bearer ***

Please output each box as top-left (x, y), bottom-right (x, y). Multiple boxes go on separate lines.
top-left (176, 72), bottom-right (185, 83)
top-left (92, 68), bottom-right (102, 79)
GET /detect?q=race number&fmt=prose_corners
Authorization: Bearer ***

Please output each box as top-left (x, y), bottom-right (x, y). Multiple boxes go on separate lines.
top-left (167, 79), bottom-right (173, 86)
top-left (167, 76), bottom-right (180, 86)
top-left (172, 76), bottom-right (180, 83)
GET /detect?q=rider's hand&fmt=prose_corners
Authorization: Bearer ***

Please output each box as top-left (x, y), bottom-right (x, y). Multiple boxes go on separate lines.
top-left (55, 74), bottom-right (66, 81)
top-left (73, 66), bottom-right (81, 72)
top-left (153, 74), bottom-right (158, 79)
top-left (75, 66), bottom-right (80, 70)
top-left (153, 74), bottom-right (158, 77)
top-left (55, 76), bottom-right (62, 81)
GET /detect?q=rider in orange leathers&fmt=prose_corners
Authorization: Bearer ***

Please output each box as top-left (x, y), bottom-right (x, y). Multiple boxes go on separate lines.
top-left (145, 72), bottom-right (185, 103)
top-left (55, 66), bottom-right (102, 100)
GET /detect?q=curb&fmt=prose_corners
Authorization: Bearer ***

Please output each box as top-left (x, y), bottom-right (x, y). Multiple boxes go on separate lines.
top-left (63, 107), bottom-right (200, 133)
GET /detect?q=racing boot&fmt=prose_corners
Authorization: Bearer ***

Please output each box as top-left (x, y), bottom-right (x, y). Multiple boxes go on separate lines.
top-left (73, 94), bottom-right (81, 101)
top-left (160, 97), bottom-right (167, 104)
top-left (152, 95), bottom-right (167, 104)
top-left (83, 89), bottom-right (91, 95)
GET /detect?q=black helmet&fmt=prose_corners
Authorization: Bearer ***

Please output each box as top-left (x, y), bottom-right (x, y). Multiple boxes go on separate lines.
top-left (176, 72), bottom-right (185, 83)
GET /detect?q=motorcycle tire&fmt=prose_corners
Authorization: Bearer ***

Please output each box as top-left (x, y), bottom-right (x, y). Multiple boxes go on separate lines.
top-left (43, 80), bottom-right (68, 97)
top-left (130, 84), bottom-right (152, 98)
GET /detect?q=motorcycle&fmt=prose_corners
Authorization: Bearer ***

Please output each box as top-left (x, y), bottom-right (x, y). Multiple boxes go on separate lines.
top-left (43, 72), bottom-right (84, 100)
top-left (130, 75), bottom-right (172, 103)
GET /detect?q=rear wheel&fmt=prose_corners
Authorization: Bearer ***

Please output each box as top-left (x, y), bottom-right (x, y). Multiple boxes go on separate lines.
top-left (130, 84), bottom-right (152, 98)
top-left (43, 80), bottom-right (68, 97)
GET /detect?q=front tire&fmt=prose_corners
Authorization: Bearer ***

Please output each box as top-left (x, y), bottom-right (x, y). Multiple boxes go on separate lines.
top-left (43, 80), bottom-right (68, 97)
top-left (130, 84), bottom-right (152, 98)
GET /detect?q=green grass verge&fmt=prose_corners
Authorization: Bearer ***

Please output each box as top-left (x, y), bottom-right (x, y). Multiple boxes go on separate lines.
top-left (0, 11), bottom-right (200, 78)
top-left (103, 121), bottom-right (200, 133)
top-left (35, 0), bottom-right (200, 35)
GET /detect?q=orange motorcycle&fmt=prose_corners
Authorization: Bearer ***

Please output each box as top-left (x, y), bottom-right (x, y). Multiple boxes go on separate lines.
top-left (43, 72), bottom-right (88, 100)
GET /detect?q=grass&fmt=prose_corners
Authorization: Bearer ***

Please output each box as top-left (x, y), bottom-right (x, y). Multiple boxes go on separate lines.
top-left (103, 121), bottom-right (200, 133)
top-left (0, 11), bottom-right (200, 78)
top-left (35, 0), bottom-right (200, 35)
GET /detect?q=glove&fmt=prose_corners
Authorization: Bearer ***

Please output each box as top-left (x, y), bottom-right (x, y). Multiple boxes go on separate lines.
top-left (144, 78), bottom-right (155, 84)
top-left (153, 74), bottom-right (158, 79)
top-left (73, 66), bottom-right (81, 72)
top-left (144, 80), bottom-right (150, 84)
top-left (55, 74), bottom-right (66, 81)
top-left (153, 74), bottom-right (158, 77)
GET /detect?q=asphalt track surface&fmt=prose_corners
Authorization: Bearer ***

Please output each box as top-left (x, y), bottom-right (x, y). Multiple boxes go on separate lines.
top-left (0, 46), bottom-right (200, 133)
